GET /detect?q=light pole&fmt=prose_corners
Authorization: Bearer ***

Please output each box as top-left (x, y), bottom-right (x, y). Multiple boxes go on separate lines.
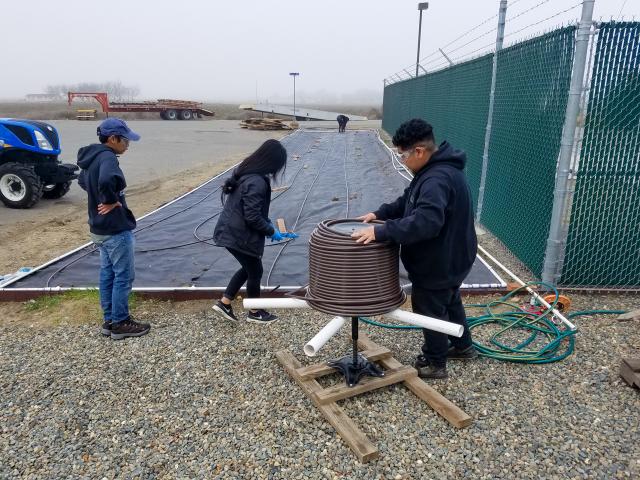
top-left (416, 3), bottom-right (429, 77)
top-left (289, 72), bottom-right (300, 121)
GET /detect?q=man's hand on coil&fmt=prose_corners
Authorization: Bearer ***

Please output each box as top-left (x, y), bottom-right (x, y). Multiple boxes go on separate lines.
top-left (97, 201), bottom-right (122, 215)
top-left (357, 212), bottom-right (377, 223)
top-left (351, 227), bottom-right (376, 244)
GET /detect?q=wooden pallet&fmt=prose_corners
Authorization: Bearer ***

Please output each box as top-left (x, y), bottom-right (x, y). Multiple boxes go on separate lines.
top-left (620, 358), bottom-right (640, 388)
top-left (275, 333), bottom-right (472, 462)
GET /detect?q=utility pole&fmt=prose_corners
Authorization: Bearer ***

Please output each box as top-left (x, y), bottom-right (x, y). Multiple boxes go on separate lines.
top-left (289, 72), bottom-right (300, 121)
top-left (416, 3), bottom-right (429, 77)
top-left (476, 0), bottom-right (508, 223)
top-left (542, 0), bottom-right (595, 284)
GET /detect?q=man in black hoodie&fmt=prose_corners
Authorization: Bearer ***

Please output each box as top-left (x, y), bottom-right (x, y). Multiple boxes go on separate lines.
top-left (77, 118), bottom-right (150, 340)
top-left (352, 118), bottom-right (477, 379)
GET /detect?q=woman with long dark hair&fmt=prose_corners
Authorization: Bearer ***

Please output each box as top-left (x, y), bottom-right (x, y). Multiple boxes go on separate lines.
top-left (213, 139), bottom-right (288, 324)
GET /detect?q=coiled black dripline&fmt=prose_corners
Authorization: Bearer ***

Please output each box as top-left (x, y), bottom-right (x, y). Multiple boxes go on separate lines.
top-left (289, 219), bottom-right (406, 317)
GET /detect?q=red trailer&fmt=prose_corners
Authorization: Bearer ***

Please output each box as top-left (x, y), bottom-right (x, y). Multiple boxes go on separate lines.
top-left (67, 92), bottom-right (214, 120)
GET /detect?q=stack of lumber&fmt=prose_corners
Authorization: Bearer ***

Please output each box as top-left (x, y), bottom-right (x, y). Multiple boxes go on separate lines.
top-left (240, 118), bottom-right (292, 130)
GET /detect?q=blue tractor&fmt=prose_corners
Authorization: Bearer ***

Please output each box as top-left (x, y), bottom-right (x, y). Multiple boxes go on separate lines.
top-left (0, 119), bottom-right (78, 208)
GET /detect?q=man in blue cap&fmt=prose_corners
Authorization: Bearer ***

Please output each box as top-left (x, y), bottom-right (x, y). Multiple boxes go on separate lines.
top-left (77, 117), bottom-right (150, 340)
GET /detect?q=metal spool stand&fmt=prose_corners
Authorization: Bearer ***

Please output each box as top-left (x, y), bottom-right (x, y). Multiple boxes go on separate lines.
top-left (272, 220), bottom-right (472, 462)
top-left (327, 317), bottom-right (384, 387)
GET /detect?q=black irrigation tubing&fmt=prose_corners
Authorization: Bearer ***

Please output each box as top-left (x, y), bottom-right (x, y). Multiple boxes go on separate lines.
top-left (293, 219), bottom-right (406, 316)
top-left (135, 133), bottom-right (317, 253)
top-left (42, 133), bottom-right (320, 286)
top-left (344, 135), bottom-right (351, 219)
top-left (266, 133), bottom-right (349, 286)
top-left (45, 245), bottom-right (98, 288)
top-left (44, 185), bottom-right (225, 286)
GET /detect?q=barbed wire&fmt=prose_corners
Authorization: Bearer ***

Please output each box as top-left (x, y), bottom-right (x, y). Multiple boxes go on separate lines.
top-left (384, 0), bottom-right (586, 84)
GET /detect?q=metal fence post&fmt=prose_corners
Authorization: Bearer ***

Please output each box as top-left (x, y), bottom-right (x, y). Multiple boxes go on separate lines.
top-left (475, 0), bottom-right (507, 223)
top-left (542, 0), bottom-right (595, 285)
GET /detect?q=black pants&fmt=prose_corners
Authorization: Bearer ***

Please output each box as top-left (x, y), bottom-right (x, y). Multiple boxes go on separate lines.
top-left (411, 285), bottom-right (473, 368)
top-left (223, 248), bottom-right (263, 300)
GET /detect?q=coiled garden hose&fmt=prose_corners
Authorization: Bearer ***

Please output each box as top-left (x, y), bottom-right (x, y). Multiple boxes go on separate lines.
top-left (359, 282), bottom-right (627, 364)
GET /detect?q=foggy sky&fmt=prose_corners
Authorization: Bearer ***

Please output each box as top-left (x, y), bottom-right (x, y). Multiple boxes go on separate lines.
top-left (2, 0), bottom-right (636, 104)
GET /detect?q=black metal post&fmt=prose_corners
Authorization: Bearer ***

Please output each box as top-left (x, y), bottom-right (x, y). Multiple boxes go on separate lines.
top-left (351, 316), bottom-right (359, 365)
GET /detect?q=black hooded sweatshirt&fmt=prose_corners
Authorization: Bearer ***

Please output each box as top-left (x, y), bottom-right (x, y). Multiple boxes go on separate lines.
top-left (77, 144), bottom-right (136, 235)
top-left (373, 141), bottom-right (477, 290)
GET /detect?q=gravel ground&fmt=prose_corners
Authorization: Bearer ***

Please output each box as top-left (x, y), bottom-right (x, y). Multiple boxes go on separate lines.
top-left (1, 287), bottom-right (639, 479)
top-left (1, 225), bottom-right (639, 479)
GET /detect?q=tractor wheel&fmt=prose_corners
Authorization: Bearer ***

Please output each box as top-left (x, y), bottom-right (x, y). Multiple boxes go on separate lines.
top-left (165, 109), bottom-right (178, 120)
top-left (42, 181), bottom-right (72, 199)
top-left (178, 110), bottom-right (192, 120)
top-left (160, 111), bottom-right (168, 120)
top-left (0, 162), bottom-right (44, 208)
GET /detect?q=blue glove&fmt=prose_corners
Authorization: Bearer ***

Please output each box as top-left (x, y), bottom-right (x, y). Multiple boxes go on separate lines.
top-left (282, 232), bottom-right (299, 239)
top-left (270, 230), bottom-right (284, 242)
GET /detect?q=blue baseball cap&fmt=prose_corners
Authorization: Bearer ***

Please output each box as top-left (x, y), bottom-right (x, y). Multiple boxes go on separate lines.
top-left (97, 118), bottom-right (141, 141)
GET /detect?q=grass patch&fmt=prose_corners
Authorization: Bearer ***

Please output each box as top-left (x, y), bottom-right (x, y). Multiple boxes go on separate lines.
top-left (24, 290), bottom-right (100, 311)
top-left (19, 290), bottom-right (143, 327)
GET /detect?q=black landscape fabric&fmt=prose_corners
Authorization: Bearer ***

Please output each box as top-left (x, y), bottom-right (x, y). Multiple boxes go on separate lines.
top-left (4, 130), bottom-right (504, 291)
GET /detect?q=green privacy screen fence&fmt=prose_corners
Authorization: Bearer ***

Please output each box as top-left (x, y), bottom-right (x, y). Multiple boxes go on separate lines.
top-left (481, 27), bottom-right (575, 277)
top-left (562, 22), bottom-right (640, 287)
top-left (382, 55), bottom-right (493, 210)
top-left (382, 22), bottom-right (640, 289)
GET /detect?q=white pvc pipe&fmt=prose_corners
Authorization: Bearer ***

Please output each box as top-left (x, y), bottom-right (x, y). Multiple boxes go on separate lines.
top-left (303, 316), bottom-right (346, 357)
top-left (243, 298), bottom-right (311, 310)
top-left (386, 309), bottom-right (464, 337)
top-left (478, 245), bottom-right (576, 331)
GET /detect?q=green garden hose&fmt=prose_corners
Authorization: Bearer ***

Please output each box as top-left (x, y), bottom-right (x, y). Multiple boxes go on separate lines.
top-left (359, 282), bottom-right (626, 364)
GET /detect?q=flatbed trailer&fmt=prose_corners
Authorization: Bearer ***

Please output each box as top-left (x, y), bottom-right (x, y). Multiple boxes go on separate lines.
top-left (67, 92), bottom-right (214, 120)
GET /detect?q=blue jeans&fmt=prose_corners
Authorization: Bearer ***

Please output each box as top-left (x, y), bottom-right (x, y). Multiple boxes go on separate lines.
top-left (97, 230), bottom-right (135, 324)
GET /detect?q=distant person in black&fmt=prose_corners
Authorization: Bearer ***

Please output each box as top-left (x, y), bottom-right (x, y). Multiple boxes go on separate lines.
top-left (336, 114), bottom-right (349, 133)
top-left (351, 118), bottom-right (478, 379)
top-left (213, 139), bottom-right (296, 325)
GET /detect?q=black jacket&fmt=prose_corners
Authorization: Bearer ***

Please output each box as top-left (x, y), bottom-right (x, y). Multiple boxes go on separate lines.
top-left (214, 174), bottom-right (275, 258)
top-left (373, 141), bottom-right (477, 289)
top-left (77, 144), bottom-right (136, 235)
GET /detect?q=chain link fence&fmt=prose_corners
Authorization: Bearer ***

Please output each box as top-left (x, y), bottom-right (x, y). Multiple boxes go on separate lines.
top-left (561, 22), bottom-right (640, 288)
top-left (383, 56), bottom-right (493, 211)
top-left (382, 20), bottom-right (640, 289)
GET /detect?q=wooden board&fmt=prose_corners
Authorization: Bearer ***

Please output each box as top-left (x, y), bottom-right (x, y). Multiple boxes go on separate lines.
top-left (620, 358), bottom-right (640, 388)
top-left (275, 336), bottom-right (472, 462)
top-left (312, 366), bottom-right (415, 405)
top-left (276, 218), bottom-right (287, 233)
top-left (618, 310), bottom-right (640, 322)
top-left (357, 335), bottom-right (472, 428)
top-left (276, 350), bottom-right (379, 462)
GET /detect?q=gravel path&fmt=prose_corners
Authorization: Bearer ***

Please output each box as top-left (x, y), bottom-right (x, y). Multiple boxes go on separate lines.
top-left (1, 289), bottom-right (639, 479)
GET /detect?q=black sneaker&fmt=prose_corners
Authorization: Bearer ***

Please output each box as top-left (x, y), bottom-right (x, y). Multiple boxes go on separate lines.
top-left (417, 365), bottom-right (448, 380)
top-left (212, 301), bottom-right (238, 322)
top-left (246, 309), bottom-right (278, 324)
top-left (101, 321), bottom-right (112, 336)
top-left (111, 318), bottom-right (151, 340)
top-left (447, 345), bottom-right (478, 360)
top-left (414, 354), bottom-right (429, 369)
